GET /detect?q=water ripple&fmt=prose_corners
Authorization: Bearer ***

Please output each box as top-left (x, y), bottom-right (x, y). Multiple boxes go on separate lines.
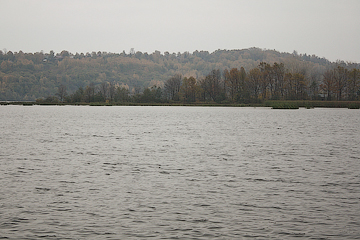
top-left (0, 106), bottom-right (359, 239)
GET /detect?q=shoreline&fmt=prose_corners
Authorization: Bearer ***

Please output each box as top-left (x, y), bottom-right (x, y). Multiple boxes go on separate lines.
top-left (1, 100), bottom-right (360, 109)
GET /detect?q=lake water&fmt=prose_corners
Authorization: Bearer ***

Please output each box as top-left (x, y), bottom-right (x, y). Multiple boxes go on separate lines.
top-left (0, 105), bottom-right (359, 239)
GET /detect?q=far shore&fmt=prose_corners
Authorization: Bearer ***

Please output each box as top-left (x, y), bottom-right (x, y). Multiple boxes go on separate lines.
top-left (1, 100), bottom-right (360, 109)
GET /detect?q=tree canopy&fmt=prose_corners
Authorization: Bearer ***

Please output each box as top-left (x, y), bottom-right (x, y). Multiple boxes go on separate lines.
top-left (0, 48), bottom-right (359, 102)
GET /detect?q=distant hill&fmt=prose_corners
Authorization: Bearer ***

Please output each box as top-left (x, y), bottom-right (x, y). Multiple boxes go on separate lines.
top-left (0, 48), bottom-right (358, 101)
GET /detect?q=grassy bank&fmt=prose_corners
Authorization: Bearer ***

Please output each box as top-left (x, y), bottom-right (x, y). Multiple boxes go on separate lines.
top-left (265, 100), bottom-right (360, 109)
top-left (1, 100), bottom-right (360, 109)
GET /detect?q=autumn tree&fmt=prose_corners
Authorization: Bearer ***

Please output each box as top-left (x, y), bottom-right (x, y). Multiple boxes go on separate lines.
top-left (309, 80), bottom-right (319, 100)
top-left (201, 69), bottom-right (225, 102)
top-left (99, 82), bottom-right (109, 101)
top-left (109, 81), bottom-right (116, 102)
top-left (56, 84), bottom-right (67, 102)
top-left (139, 85), bottom-right (163, 103)
top-left (293, 73), bottom-right (308, 99)
top-left (114, 86), bottom-right (130, 102)
top-left (179, 76), bottom-right (200, 102)
top-left (164, 74), bottom-right (182, 101)
top-left (84, 83), bottom-right (95, 102)
top-left (237, 67), bottom-right (248, 102)
top-left (320, 69), bottom-right (335, 101)
top-left (333, 65), bottom-right (348, 101)
top-left (70, 86), bottom-right (84, 102)
top-left (272, 62), bottom-right (285, 99)
top-left (224, 68), bottom-right (241, 102)
top-left (258, 62), bottom-right (272, 99)
top-left (347, 68), bottom-right (360, 100)
top-left (284, 73), bottom-right (295, 99)
top-left (248, 68), bottom-right (262, 102)
top-left (283, 72), bottom-right (308, 100)
top-left (308, 68), bottom-right (322, 100)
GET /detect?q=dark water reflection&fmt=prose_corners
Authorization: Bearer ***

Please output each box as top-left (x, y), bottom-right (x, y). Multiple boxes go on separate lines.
top-left (1, 106), bottom-right (359, 239)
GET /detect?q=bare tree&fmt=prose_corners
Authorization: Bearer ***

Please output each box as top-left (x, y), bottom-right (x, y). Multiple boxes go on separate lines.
top-left (333, 65), bottom-right (348, 101)
top-left (164, 74), bottom-right (182, 101)
top-left (84, 83), bottom-right (95, 102)
top-left (100, 82), bottom-right (109, 101)
top-left (347, 68), bottom-right (360, 101)
top-left (320, 69), bottom-right (335, 101)
top-left (56, 84), bottom-right (67, 102)
top-left (201, 69), bottom-right (224, 102)
top-left (109, 82), bottom-right (116, 101)
top-left (248, 68), bottom-right (261, 101)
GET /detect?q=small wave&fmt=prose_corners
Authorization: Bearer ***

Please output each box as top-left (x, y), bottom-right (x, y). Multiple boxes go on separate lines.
top-left (53, 208), bottom-right (72, 211)
top-left (193, 203), bottom-right (211, 207)
top-left (35, 187), bottom-right (51, 191)
top-left (59, 180), bottom-right (75, 183)
top-left (191, 218), bottom-right (208, 223)
top-left (92, 135), bottom-right (104, 137)
top-left (10, 217), bottom-right (30, 223)
top-left (103, 162), bottom-right (119, 165)
top-left (36, 234), bottom-right (57, 238)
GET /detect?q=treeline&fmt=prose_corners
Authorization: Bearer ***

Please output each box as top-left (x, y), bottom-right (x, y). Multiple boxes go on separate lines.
top-left (40, 62), bottom-right (360, 104)
top-left (1, 48), bottom-right (359, 101)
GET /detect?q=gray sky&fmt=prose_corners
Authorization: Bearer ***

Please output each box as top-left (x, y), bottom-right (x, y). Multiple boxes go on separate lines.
top-left (1, 0), bottom-right (360, 62)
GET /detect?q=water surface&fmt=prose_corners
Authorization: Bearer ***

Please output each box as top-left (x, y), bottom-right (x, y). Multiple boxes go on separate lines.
top-left (1, 106), bottom-right (359, 239)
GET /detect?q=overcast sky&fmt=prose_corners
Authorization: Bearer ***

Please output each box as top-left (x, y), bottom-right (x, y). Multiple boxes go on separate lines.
top-left (1, 0), bottom-right (360, 62)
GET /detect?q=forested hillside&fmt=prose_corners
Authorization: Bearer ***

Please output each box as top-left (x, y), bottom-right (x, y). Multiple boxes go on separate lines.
top-left (0, 48), bottom-right (359, 101)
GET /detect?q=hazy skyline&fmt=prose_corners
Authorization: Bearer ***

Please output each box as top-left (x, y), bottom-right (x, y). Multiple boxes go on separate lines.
top-left (1, 0), bottom-right (360, 62)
